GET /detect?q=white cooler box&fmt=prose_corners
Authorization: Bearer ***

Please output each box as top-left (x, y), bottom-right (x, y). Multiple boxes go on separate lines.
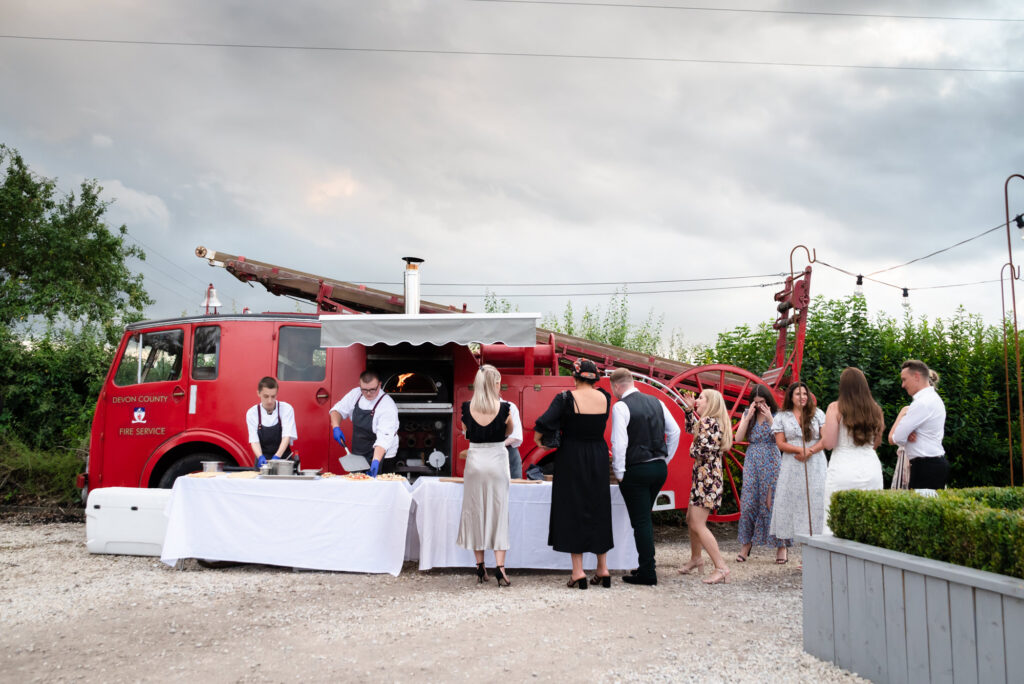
top-left (86, 486), bottom-right (173, 556)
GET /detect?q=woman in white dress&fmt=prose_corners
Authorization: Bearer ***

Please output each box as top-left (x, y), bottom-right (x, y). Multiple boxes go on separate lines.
top-left (769, 382), bottom-right (827, 549)
top-left (821, 367), bottom-right (885, 533)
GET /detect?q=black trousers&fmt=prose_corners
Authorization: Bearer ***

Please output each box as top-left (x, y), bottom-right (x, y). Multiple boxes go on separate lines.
top-left (908, 457), bottom-right (949, 489)
top-left (619, 459), bottom-right (668, 579)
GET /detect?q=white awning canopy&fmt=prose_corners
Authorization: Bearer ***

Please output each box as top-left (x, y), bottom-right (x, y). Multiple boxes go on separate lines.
top-left (318, 313), bottom-right (540, 348)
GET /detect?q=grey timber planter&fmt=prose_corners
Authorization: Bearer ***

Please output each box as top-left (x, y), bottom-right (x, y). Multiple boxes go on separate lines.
top-left (796, 533), bottom-right (1024, 684)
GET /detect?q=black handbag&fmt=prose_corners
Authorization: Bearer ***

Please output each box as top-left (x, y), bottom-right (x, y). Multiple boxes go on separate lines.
top-left (536, 390), bottom-right (570, 449)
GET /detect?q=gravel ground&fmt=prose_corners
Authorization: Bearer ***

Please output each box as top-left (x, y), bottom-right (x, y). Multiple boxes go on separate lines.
top-left (0, 521), bottom-right (863, 683)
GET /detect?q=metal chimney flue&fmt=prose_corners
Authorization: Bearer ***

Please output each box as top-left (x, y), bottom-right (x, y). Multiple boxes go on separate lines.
top-left (402, 257), bottom-right (424, 315)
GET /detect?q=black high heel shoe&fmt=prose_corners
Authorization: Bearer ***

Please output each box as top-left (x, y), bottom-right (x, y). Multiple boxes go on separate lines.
top-left (475, 562), bottom-right (490, 583)
top-left (591, 574), bottom-right (611, 588)
top-left (494, 565), bottom-right (511, 587)
top-left (567, 576), bottom-right (588, 590)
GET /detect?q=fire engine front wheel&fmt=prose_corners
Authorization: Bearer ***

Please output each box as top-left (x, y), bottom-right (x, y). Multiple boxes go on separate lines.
top-left (157, 453), bottom-right (228, 488)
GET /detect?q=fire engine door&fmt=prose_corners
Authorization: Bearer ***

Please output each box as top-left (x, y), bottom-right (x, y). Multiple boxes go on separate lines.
top-left (105, 327), bottom-right (189, 487)
top-left (272, 324), bottom-right (333, 470)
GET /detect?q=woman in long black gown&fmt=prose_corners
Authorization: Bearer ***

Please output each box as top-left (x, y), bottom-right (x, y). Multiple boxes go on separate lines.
top-left (534, 359), bottom-right (613, 589)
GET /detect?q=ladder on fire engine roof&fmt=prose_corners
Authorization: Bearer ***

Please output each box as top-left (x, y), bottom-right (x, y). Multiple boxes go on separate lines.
top-left (195, 246), bottom-right (701, 383)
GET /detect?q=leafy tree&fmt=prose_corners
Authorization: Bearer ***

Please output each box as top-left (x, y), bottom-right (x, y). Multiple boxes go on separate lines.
top-left (707, 294), bottom-right (1016, 487)
top-left (542, 288), bottom-right (664, 356)
top-left (483, 290), bottom-right (517, 313)
top-left (0, 146), bottom-right (152, 502)
top-left (0, 144), bottom-right (150, 341)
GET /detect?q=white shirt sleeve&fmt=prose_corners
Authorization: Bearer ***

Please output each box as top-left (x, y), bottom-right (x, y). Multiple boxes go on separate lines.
top-left (610, 400), bottom-right (630, 481)
top-left (246, 405), bottom-right (260, 444)
top-left (505, 402), bottom-right (523, 447)
top-left (279, 401), bottom-right (298, 440)
top-left (891, 397), bottom-right (927, 446)
top-left (372, 395), bottom-right (401, 458)
top-left (663, 403), bottom-right (681, 464)
top-left (330, 388), bottom-right (361, 420)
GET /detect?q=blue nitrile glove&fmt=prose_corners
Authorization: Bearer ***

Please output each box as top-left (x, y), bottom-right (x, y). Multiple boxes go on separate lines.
top-left (369, 460), bottom-right (380, 478)
top-left (271, 455), bottom-right (281, 460)
top-left (256, 455), bottom-right (267, 467)
top-left (332, 426), bottom-right (347, 446)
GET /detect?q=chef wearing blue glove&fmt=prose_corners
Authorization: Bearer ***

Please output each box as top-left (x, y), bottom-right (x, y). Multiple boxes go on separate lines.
top-left (246, 376), bottom-right (298, 467)
top-left (329, 370), bottom-right (400, 477)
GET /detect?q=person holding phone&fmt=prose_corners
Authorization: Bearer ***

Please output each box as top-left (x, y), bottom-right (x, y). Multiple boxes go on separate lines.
top-left (733, 385), bottom-right (790, 564)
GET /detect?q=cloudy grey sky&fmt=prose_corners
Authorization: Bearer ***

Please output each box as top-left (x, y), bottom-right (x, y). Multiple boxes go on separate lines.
top-left (3, 0), bottom-right (1023, 347)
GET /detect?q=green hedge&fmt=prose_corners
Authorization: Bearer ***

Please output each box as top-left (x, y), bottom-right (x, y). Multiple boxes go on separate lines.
top-left (829, 488), bottom-right (1024, 580)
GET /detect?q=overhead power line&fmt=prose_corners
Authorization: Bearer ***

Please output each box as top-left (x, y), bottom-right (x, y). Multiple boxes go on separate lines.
top-left (359, 271), bottom-right (787, 287)
top-left (471, 1), bottom-right (1024, 23)
top-left (124, 230), bottom-right (210, 288)
top-left (1, 34), bottom-right (1021, 74)
top-left (426, 281), bottom-right (786, 297)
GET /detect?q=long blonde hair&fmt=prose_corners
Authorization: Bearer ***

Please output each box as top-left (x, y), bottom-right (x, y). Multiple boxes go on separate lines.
top-left (700, 389), bottom-right (733, 452)
top-left (470, 364), bottom-right (501, 414)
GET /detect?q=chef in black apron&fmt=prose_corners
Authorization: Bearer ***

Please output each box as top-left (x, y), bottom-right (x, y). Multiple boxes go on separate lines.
top-left (329, 370), bottom-right (400, 477)
top-left (246, 376), bottom-right (298, 467)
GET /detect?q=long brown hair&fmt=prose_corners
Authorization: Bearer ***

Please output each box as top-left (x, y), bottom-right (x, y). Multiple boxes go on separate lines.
top-left (837, 367), bottom-right (884, 447)
top-left (781, 382), bottom-right (816, 442)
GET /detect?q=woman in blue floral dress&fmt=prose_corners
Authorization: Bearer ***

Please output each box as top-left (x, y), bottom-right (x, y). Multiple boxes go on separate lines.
top-left (733, 385), bottom-right (790, 564)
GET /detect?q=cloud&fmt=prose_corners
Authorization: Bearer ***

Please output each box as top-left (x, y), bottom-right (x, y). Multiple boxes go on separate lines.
top-left (1, 0), bottom-right (1022, 341)
top-left (99, 179), bottom-right (171, 231)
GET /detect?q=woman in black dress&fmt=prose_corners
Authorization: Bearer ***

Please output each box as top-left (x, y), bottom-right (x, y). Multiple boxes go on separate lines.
top-left (533, 359), bottom-right (613, 589)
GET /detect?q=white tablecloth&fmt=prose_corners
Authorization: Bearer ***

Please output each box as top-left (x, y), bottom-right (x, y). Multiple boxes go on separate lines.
top-left (160, 476), bottom-right (413, 575)
top-left (411, 478), bottom-right (639, 571)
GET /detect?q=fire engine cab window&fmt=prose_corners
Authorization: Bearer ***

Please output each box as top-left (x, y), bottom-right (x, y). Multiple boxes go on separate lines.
top-left (277, 327), bottom-right (325, 382)
top-left (113, 330), bottom-right (184, 386)
top-left (192, 326), bottom-right (220, 380)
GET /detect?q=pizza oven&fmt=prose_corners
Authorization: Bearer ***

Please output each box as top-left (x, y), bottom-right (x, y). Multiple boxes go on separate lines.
top-left (369, 350), bottom-right (454, 476)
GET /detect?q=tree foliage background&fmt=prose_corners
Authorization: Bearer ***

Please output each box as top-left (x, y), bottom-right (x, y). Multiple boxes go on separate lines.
top-left (703, 294), bottom-right (1015, 488)
top-left (0, 145), bottom-right (149, 504)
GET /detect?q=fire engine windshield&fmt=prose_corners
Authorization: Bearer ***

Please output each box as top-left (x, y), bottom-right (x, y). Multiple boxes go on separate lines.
top-left (114, 329), bottom-right (184, 386)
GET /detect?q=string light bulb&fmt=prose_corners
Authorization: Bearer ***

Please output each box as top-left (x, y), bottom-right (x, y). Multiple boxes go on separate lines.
top-left (901, 287), bottom-right (910, 309)
top-left (1016, 213), bottom-right (1024, 239)
top-left (855, 274), bottom-right (864, 296)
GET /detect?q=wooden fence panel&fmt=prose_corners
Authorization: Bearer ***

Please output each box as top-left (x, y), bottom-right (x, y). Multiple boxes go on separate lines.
top-left (904, 571), bottom-right (930, 684)
top-left (883, 564), bottom-right (909, 684)
top-left (948, 583), bottom-right (977, 684)
top-left (925, 576), bottom-right (953, 684)
top-left (802, 546), bottom-right (835, 663)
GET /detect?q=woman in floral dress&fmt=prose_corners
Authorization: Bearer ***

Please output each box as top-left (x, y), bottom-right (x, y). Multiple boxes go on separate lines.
top-left (678, 389), bottom-right (732, 585)
top-left (769, 382), bottom-right (827, 549)
top-left (733, 385), bottom-right (790, 564)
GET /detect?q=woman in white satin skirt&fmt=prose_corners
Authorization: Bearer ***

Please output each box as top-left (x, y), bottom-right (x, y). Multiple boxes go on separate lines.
top-left (456, 364), bottom-right (514, 586)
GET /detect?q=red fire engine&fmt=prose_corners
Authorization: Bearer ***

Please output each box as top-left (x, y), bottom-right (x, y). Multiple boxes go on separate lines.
top-left (80, 247), bottom-right (812, 521)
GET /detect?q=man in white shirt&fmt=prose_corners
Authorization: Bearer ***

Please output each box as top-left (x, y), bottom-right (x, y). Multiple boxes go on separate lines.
top-left (330, 370), bottom-right (400, 477)
top-left (246, 376), bottom-right (298, 467)
top-left (609, 368), bottom-right (682, 585)
top-left (890, 359), bottom-right (948, 489)
top-left (505, 401), bottom-right (524, 479)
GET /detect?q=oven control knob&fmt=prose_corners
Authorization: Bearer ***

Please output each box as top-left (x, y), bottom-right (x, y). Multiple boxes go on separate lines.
top-left (427, 450), bottom-right (446, 469)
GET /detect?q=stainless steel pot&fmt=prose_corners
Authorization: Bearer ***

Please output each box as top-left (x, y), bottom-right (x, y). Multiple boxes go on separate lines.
top-left (201, 461), bottom-right (225, 473)
top-left (266, 459), bottom-right (295, 476)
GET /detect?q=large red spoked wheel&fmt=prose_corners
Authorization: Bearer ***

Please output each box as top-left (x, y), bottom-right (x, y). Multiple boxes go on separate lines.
top-left (665, 365), bottom-right (779, 523)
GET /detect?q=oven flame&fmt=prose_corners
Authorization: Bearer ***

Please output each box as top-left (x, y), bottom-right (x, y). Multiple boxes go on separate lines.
top-left (397, 373), bottom-right (414, 390)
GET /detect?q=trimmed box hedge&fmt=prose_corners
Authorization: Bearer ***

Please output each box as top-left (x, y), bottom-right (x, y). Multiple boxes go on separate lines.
top-left (828, 487), bottom-right (1024, 580)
